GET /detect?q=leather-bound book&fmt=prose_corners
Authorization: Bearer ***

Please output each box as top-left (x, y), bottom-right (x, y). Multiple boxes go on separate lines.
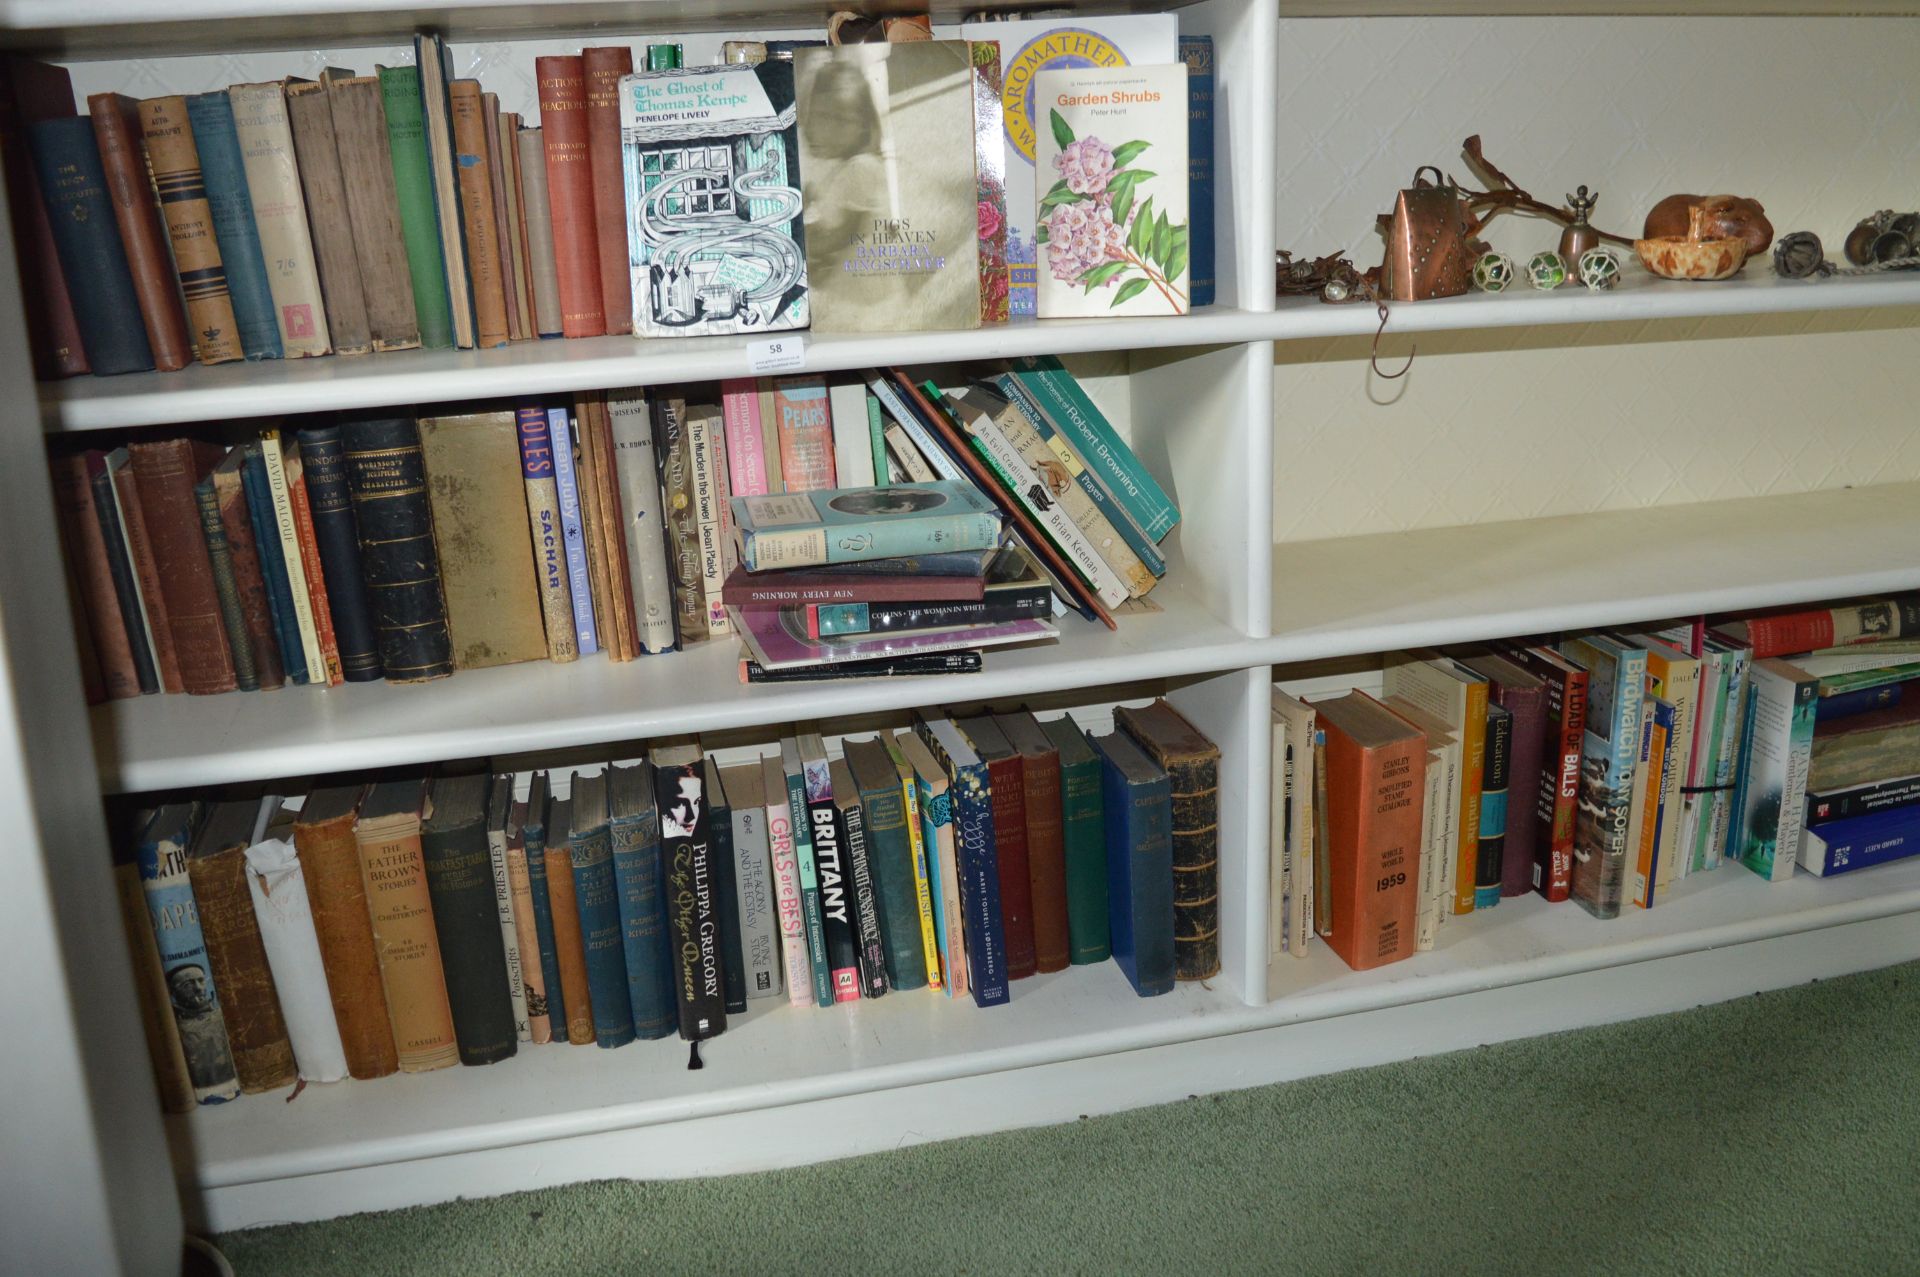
top-left (128, 439), bottom-right (237, 695)
top-left (295, 786), bottom-right (398, 1078)
top-left (569, 393), bottom-right (622, 658)
top-left (503, 792), bottom-right (551, 1043)
top-left (1316, 691), bottom-right (1427, 972)
top-left (87, 94), bottom-right (191, 371)
top-left (608, 760), bottom-right (675, 1038)
top-left (106, 449), bottom-right (183, 693)
top-left (1117, 699), bottom-right (1222, 982)
top-left (516, 125), bottom-right (564, 338)
top-left (543, 796), bottom-right (597, 1045)
top-left (418, 410), bottom-right (549, 669)
top-left (188, 799), bottom-right (297, 1093)
top-left (957, 714), bottom-right (1037, 979)
top-left (284, 75), bottom-right (372, 356)
top-left (209, 450), bottom-right (285, 689)
top-left (50, 453), bottom-right (141, 700)
top-left (293, 425), bottom-right (381, 682)
top-left (375, 65), bottom-right (454, 350)
top-left (1042, 714), bottom-right (1109, 964)
top-left (113, 843), bottom-right (195, 1112)
top-left (482, 92), bottom-right (523, 342)
top-left (421, 774), bottom-right (517, 1066)
top-left (229, 82), bottom-right (331, 357)
top-left (0, 55), bottom-right (89, 378)
top-left (339, 416), bottom-right (453, 682)
top-left (284, 441), bottom-right (348, 686)
top-left (87, 452), bottom-right (160, 694)
top-left (998, 711), bottom-right (1070, 973)
top-left (520, 773), bottom-right (569, 1041)
top-left (325, 75), bottom-right (421, 352)
top-left (581, 46), bottom-right (633, 335)
top-left (448, 80), bottom-right (510, 349)
top-left (533, 56), bottom-right (606, 337)
top-left (192, 476), bottom-right (259, 691)
top-left (138, 804), bottom-right (240, 1103)
top-left (184, 91), bottom-right (283, 360)
top-left (136, 95), bottom-right (243, 365)
top-left (845, 737), bottom-right (928, 992)
top-left (27, 117), bottom-right (153, 375)
top-left (1087, 728), bottom-right (1174, 997)
top-left (354, 779), bottom-right (458, 1072)
top-left (568, 771), bottom-right (636, 1047)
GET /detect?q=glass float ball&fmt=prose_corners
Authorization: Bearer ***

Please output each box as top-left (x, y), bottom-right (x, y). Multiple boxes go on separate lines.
top-left (1578, 246), bottom-right (1622, 291)
top-left (1471, 251), bottom-right (1515, 292)
top-left (1526, 251), bottom-right (1568, 290)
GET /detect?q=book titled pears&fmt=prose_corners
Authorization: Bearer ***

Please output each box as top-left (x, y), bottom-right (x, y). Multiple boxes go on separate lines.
top-left (1032, 64), bottom-right (1189, 319)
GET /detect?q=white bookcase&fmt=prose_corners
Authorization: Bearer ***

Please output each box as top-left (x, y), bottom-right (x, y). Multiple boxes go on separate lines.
top-left (5, 0), bottom-right (1919, 1267)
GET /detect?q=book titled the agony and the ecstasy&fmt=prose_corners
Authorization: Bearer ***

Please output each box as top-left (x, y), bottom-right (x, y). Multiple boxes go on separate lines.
top-left (619, 61), bottom-right (808, 338)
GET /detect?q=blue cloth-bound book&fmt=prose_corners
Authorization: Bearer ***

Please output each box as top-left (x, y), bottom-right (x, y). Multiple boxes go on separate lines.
top-left (1088, 728), bottom-right (1174, 997)
top-left (28, 117), bottom-right (153, 375)
top-left (915, 716), bottom-right (1008, 1008)
top-left (1800, 804), bottom-right (1920, 878)
top-left (238, 443), bottom-right (307, 685)
top-left (138, 803), bottom-right (241, 1103)
top-left (521, 774), bottom-right (568, 1042)
top-left (608, 761), bottom-right (676, 1039)
top-left (1179, 35), bottom-right (1214, 309)
top-left (184, 91), bottom-right (283, 360)
top-left (559, 781), bottom-right (635, 1049)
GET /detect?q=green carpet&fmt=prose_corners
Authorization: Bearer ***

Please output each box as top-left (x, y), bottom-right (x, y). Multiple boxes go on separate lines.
top-left (222, 961), bottom-right (1920, 1276)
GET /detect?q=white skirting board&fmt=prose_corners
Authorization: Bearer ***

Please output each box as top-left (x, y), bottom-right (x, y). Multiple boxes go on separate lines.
top-left (187, 908), bottom-right (1920, 1232)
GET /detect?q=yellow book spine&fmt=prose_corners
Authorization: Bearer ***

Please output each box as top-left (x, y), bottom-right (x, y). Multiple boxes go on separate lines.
top-left (1452, 680), bottom-right (1489, 915)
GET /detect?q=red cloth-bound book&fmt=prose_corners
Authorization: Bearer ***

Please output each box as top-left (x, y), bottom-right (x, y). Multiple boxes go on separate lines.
top-left (533, 56), bottom-right (605, 339)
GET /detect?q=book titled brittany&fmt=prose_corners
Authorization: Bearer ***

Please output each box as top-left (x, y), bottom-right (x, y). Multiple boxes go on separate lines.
top-left (730, 482), bottom-right (1003, 570)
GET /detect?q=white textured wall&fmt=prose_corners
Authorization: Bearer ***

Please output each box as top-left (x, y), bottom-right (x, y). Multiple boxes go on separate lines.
top-left (1273, 15), bottom-right (1920, 543)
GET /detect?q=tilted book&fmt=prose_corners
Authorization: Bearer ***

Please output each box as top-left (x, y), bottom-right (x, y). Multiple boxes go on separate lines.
top-left (1007, 356), bottom-right (1179, 543)
top-left (1558, 636), bottom-right (1649, 919)
top-left (138, 803), bottom-right (240, 1103)
top-left (113, 845), bottom-right (194, 1111)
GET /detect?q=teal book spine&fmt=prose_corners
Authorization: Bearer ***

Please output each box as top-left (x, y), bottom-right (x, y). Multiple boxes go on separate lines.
top-left (854, 762), bottom-right (927, 992)
top-left (239, 444), bottom-right (307, 685)
top-left (731, 481), bottom-right (1004, 571)
top-left (377, 66), bottom-right (455, 349)
top-left (27, 117), bottom-right (153, 374)
top-left (1010, 355), bottom-right (1178, 541)
top-left (1474, 703), bottom-right (1512, 910)
top-left (1044, 716), bottom-right (1110, 964)
top-left (185, 92), bottom-right (283, 359)
top-left (783, 758), bottom-right (834, 1007)
top-left (138, 805), bottom-right (240, 1103)
top-left (610, 802), bottom-right (675, 1040)
top-left (521, 808), bottom-right (568, 1042)
top-left (866, 395), bottom-right (888, 482)
top-left (570, 815), bottom-right (636, 1047)
top-left (1090, 731), bottom-right (1175, 997)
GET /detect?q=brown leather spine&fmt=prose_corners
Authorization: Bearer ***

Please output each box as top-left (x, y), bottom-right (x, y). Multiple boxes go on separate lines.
top-left (534, 56), bottom-right (606, 338)
top-left (1020, 744), bottom-right (1070, 973)
top-left (189, 842), bottom-right (298, 1093)
top-left (326, 76), bottom-right (421, 352)
top-left (0, 55), bottom-right (88, 377)
top-left (590, 397), bottom-right (638, 661)
top-left (128, 439), bottom-right (238, 696)
top-left (284, 79), bottom-right (373, 356)
top-left (210, 455), bottom-right (285, 689)
top-left (355, 804), bottom-right (459, 1072)
top-left (449, 80), bottom-right (510, 349)
top-left (984, 752), bottom-right (1036, 978)
top-left (283, 447), bottom-right (344, 686)
top-left (482, 93), bottom-right (523, 342)
top-left (50, 453), bottom-right (140, 700)
top-left (502, 112), bottom-right (537, 343)
top-left (295, 802), bottom-right (399, 1079)
top-left (582, 46), bottom-right (633, 336)
top-left (136, 94), bottom-right (245, 366)
top-left (110, 460), bottom-right (183, 693)
top-left (542, 836), bottom-right (596, 1044)
top-left (113, 859), bottom-right (196, 1112)
top-left (88, 94), bottom-right (192, 371)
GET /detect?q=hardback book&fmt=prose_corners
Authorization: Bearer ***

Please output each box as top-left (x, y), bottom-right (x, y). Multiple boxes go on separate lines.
top-left (968, 42), bottom-right (1011, 325)
top-left (482, 92), bottom-right (522, 342)
top-left (1799, 804), bottom-right (1920, 877)
top-left (829, 382), bottom-right (877, 489)
top-left (1723, 595), bottom-right (1920, 661)
top-left (1006, 356), bottom-right (1179, 543)
top-left (90, 452), bottom-right (163, 693)
top-left (567, 771), bottom-right (637, 1047)
top-left (85, 94), bottom-right (191, 370)
top-left (447, 79), bottom-right (510, 348)
top-left (1179, 35), bottom-right (1214, 308)
top-left (483, 780), bottom-right (530, 1041)
top-left (653, 744), bottom-right (729, 1043)
top-left (722, 379), bottom-right (774, 496)
top-left (353, 780), bottom-right (459, 1072)
top-left (779, 738), bottom-right (834, 1007)
top-left (1032, 63), bottom-right (1190, 318)
top-left (1474, 703), bottom-right (1513, 910)
top-left (617, 61), bottom-right (808, 337)
top-left (731, 482), bottom-right (1004, 571)
top-left (339, 416), bottom-right (454, 682)
top-left (957, 714), bottom-right (1038, 979)
top-left (608, 390), bottom-right (678, 654)
top-left (108, 449), bottom-right (184, 692)
top-left (1269, 691), bottom-right (1319, 960)
top-left (238, 441), bottom-right (307, 685)
top-left (137, 804), bottom-right (240, 1103)
top-left (207, 449), bottom-right (286, 689)
top-left (278, 443), bottom-right (345, 686)
top-left (606, 761), bottom-right (675, 1038)
top-left (832, 757), bottom-right (889, 999)
top-left (291, 427), bottom-right (380, 682)
top-left (284, 75), bottom-right (372, 356)
top-left (998, 712), bottom-right (1072, 973)
top-left (795, 41), bottom-right (982, 332)
top-left (721, 762), bottom-right (783, 1001)
top-left (1457, 651), bottom-right (1546, 898)
top-left (1117, 699), bottom-right (1222, 981)
top-left (802, 575), bottom-right (1054, 633)
top-left (1807, 772), bottom-right (1920, 824)
top-left (799, 734), bottom-right (862, 1001)
top-left (28, 117), bottom-right (153, 374)
top-left (1041, 714), bottom-right (1110, 965)
top-left (865, 374), bottom-right (971, 486)
top-left (421, 774), bottom-right (518, 1065)
top-left (1, 55), bottom-right (90, 377)
top-left (1558, 635), bottom-right (1650, 920)
top-left (411, 33), bottom-right (474, 349)
top-left (845, 737), bottom-right (930, 992)
top-left (722, 562), bottom-right (989, 608)
top-left (580, 48), bottom-right (635, 335)
top-left (542, 796), bottom-right (598, 1045)
top-left (228, 82), bottom-right (331, 356)
top-left (1380, 694), bottom-right (1459, 952)
top-left (112, 842), bottom-right (195, 1111)
top-left (501, 110), bottom-right (537, 340)
top-left (1730, 658), bottom-right (1819, 882)
top-left (184, 91), bottom-right (283, 359)
top-left (375, 65), bottom-right (455, 350)
top-left (191, 475), bottom-right (257, 691)
top-left (418, 410), bottom-right (550, 670)
top-left (573, 396), bottom-right (633, 659)
top-left (243, 800), bottom-right (349, 1083)
top-left (881, 731), bottom-right (945, 989)
top-left (325, 74), bottom-right (421, 352)
top-left (704, 759), bottom-right (748, 1013)
top-left (521, 774), bottom-right (570, 1041)
top-left (512, 405), bottom-right (579, 663)
top-left (1315, 692), bottom-right (1427, 972)
top-left (687, 402), bottom-right (735, 637)
top-left (897, 728), bottom-right (967, 998)
top-left (731, 606), bottom-right (1053, 671)
top-left (504, 792), bottom-right (550, 1043)
top-left (761, 752), bottom-right (815, 1008)
top-left (127, 439), bottom-right (238, 695)
top-left (1701, 637), bottom-right (1754, 873)
top-left (1383, 654), bottom-right (1488, 917)
top-left (534, 55), bottom-right (606, 337)
top-left (1087, 726), bottom-right (1175, 996)
top-left (956, 14), bottom-right (1176, 317)
top-left (1510, 645), bottom-right (1588, 901)
top-left (915, 714), bottom-right (1009, 1007)
top-left (293, 787), bottom-right (398, 1078)
top-left (50, 454), bottom-right (141, 700)
top-left (652, 394), bottom-right (707, 646)
top-left (767, 377), bottom-right (836, 494)
top-left (187, 799), bottom-right (296, 1094)
top-left (517, 125), bottom-right (564, 337)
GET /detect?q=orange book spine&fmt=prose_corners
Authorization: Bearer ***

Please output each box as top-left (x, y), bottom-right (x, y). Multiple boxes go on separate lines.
top-left (284, 448), bottom-right (344, 686)
top-left (356, 817), bottom-right (459, 1073)
top-left (533, 55), bottom-right (605, 338)
top-left (588, 397), bottom-right (636, 661)
top-left (1324, 710), bottom-right (1425, 972)
top-left (1451, 680), bottom-right (1489, 915)
top-left (543, 838), bottom-right (596, 1044)
top-left (449, 79), bottom-right (510, 348)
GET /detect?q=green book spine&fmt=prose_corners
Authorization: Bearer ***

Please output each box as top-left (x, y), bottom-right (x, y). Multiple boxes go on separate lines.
top-left (1045, 716), bottom-right (1110, 964)
top-left (849, 742), bottom-right (927, 992)
top-left (378, 66), bottom-right (455, 350)
top-left (866, 395), bottom-right (888, 482)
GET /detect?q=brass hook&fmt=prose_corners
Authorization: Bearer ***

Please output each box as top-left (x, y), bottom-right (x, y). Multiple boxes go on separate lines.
top-left (1370, 301), bottom-right (1413, 379)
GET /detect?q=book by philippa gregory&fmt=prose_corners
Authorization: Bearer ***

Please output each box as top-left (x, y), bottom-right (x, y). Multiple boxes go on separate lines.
top-left (619, 62), bottom-right (809, 338)
top-left (1032, 64), bottom-right (1190, 319)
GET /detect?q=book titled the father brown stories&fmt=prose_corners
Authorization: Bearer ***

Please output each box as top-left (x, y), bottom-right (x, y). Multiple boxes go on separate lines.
top-left (795, 41), bottom-right (982, 332)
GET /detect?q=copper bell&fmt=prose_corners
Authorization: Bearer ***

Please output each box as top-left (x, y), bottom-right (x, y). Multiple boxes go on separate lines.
top-left (1382, 166), bottom-right (1484, 301)
top-left (1558, 186), bottom-right (1602, 267)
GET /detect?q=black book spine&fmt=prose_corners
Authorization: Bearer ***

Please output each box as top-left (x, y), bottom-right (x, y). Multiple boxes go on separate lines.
top-left (296, 425), bottom-right (384, 682)
top-left (28, 116), bottom-right (153, 375)
top-left (421, 811), bottom-right (518, 1066)
top-left (806, 785), bottom-right (860, 1002)
top-left (338, 416), bottom-right (453, 682)
top-left (193, 477), bottom-right (259, 691)
top-left (655, 761), bottom-right (725, 1042)
top-left (840, 799), bottom-right (887, 1000)
top-left (521, 814), bottom-right (567, 1042)
top-left (863, 590), bottom-right (1053, 633)
top-left (89, 461), bottom-right (158, 694)
top-left (743, 650), bottom-right (983, 684)
top-left (708, 791), bottom-right (748, 1015)
top-left (1476, 705), bottom-right (1514, 908)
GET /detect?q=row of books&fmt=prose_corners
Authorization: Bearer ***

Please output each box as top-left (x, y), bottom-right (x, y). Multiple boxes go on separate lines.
top-left (119, 701), bottom-right (1221, 1108)
top-left (54, 358), bottom-right (1180, 700)
top-left (1276, 594), bottom-right (1920, 974)
top-left (5, 13), bottom-right (1213, 380)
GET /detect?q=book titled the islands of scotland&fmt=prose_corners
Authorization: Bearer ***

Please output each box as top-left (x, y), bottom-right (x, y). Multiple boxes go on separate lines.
top-left (652, 747), bottom-right (727, 1047)
top-left (619, 60), bottom-right (808, 337)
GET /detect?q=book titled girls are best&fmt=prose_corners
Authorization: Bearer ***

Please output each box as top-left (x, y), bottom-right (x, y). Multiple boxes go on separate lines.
top-left (1032, 64), bottom-right (1190, 319)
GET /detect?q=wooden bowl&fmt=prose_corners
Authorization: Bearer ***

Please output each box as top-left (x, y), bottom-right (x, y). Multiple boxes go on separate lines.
top-left (1635, 236), bottom-right (1748, 281)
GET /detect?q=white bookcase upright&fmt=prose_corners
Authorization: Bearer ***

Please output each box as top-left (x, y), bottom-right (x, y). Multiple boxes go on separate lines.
top-left (4, 1), bottom-right (1919, 1270)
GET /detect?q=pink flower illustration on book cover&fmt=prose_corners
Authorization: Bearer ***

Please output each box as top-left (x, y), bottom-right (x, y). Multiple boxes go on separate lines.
top-left (1037, 115), bottom-right (1188, 312)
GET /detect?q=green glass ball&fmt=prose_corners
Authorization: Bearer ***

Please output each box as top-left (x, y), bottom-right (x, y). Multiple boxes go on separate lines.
top-left (1471, 252), bottom-right (1515, 293)
top-left (1527, 251), bottom-right (1568, 290)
